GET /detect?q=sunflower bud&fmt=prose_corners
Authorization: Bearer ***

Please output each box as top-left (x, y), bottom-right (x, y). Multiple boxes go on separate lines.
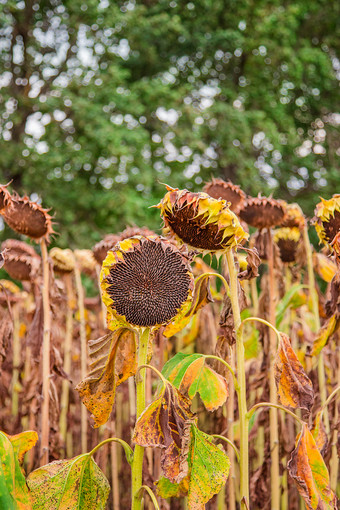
top-left (100, 235), bottom-right (194, 330)
top-left (156, 186), bottom-right (248, 255)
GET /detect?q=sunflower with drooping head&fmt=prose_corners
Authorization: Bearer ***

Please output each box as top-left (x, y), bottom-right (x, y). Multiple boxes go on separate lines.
top-left (155, 185), bottom-right (248, 256)
top-left (314, 195), bottom-right (340, 248)
top-left (101, 235), bottom-right (194, 331)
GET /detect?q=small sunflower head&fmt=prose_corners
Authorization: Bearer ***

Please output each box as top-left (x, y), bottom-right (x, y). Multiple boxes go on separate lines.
top-left (280, 203), bottom-right (305, 230)
top-left (156, 186), bottom-right (248, 255)
top-left (273, 227), bottom-right (301, 264)
top-left (92, 234), bottom-right (121, 265)
top-left (3, 253), bottom-right (40, 281)
top-left (2, 194), bottom-right (55, 242)
top-left (100, 235), bottom-right (194, 330)
top-left (50, 248), bottom-right (75, 274)
top-left (314, 195), bottom-right (340, 248)
top-left (203, 178), bottom-right (246, 214)
top-left (1, 239), bottom-right (38, 259)
top-left (239, 195), bottom-right (286, 230)
top-left (74, 249), bottom-right (97, 275)
top-left (0, 183), bottom-right (11, 211)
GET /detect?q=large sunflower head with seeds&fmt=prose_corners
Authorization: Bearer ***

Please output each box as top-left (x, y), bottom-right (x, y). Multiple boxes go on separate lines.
top-left (156, 186), bottom-right (248, 255)
top-left (314, 195), bottom-right (340, 248)
top-left (100, 235), bottom-right (194, 330)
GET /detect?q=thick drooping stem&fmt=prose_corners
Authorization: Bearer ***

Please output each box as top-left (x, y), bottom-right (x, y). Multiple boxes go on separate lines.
top-left (302, 224), bottom-right (330, 433)
top-left (40, 238), bottom-right (51, 465)
top-left (74, 261), bottom-right (88, 453)
top-left (225, 249), bottom-right (249, 509)
top-left (131, 327), bottom-right (150, 510)
top-left (266, 228), bottom-right (280, 510)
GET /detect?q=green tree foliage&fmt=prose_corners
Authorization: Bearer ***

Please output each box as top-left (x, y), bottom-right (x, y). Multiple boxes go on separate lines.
top-left (0, 0), bottom-right (339, 246)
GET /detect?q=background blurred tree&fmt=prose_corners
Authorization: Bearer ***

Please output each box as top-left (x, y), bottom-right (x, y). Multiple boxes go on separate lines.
top-left (0, 0), bottom-right (339, 247)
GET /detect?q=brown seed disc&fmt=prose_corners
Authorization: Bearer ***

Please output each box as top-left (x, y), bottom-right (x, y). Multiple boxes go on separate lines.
top-left (321, 211), bottom-right (340, 244)
top-left (239, 196), bottom-right (286, 230)
top-left (276, 238), bottom-right (299, 263)
top-left (165, 203), bottom-right (231, 251)
top-left (92, 234), bottom-right (121, 265)
top-left (3, 195), bottom-right (54, 241)
top-left (203, 178), bottom-right (246, 214)
top-left (106, 238), bottom-right (192, 327)
top-left (1, 239), bottom-right (38, 259)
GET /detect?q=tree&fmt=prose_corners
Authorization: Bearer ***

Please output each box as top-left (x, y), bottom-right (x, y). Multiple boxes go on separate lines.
top-left (0, 0), bottom-right (339, 247)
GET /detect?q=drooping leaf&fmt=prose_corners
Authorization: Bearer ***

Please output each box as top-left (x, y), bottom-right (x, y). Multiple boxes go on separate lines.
top-left (238, 247), bottom-right (261, 280)
top-left (133, 382), bottom-right (195, 482)
top-left (311, 315), bottom-right (340, 357)
top-left (163, 274), bottom-right (213, 338)
top-left (287, 424), bottom-right (337, 510)
top-left (162, 352), bottom-right (228, 411)
top-left (0, 430), bottom-right (37, 509)
top-left (155, 476), bottom-right (189, 498)
top-left (27, 454), bottom-right (110, 510)
top-left (275, 284), bottom-right (307, 328)
top-left (76, 328), bottom-right (137, 427)
top-left (311, 411), bottom-right (328, 456)
top-left (274, 333), bottom-right (314, 414)
top-left (182, 424), bottom-right (230, 510)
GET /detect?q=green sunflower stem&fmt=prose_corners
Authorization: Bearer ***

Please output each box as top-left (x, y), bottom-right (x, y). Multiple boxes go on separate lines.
top-left (131, 327), bottom-right (150, 510)
top-left (302, 223), bottom-right (330, 434)
top-left (225, 249), bottom-right (249, 509)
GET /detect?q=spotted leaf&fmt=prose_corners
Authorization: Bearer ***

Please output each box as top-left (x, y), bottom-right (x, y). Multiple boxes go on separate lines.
top-left (27, 454), bottom-right (110, 510)
top-left (76, 328), bottom-right (137, 427)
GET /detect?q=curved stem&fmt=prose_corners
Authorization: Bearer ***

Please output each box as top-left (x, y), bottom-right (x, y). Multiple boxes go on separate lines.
top-left (320, 385), bottom-right (340, 418)
top-left (131, 328), bottom-right (150, 510)
top-left (246, 402), bottom-right (305, 427)
top-left (137, 364), bottom-right (167, 390)
top-left (138, 486), bottom-right (161, 510)
top-left (89, 437), bottom-right (134, 465)
top-left (225, 249), bottom-right (249, 509)
top-left (40, 238), bottom-right (51, 465)
top-left (195, 272), bottom-right (230, 294)
top-left (203, 355), bottom-right (239, 391)
top-left (212, 435), bottom-right (240, 463)
top-left (241, 316), bottom-right (281, 342)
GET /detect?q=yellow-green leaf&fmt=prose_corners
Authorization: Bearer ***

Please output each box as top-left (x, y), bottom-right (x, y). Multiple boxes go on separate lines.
top-left (162, 352), bottom-right (228, 411)
top-left (0, 430), bottom-right (37, 509)
top-left (274, 333), bottom-right (314, 414)
top-left (287, 424), bottom-right (337, 509)
top-left (311, 412), bottom-right (328, 456)
top-left (155, 476), bottom-right (189, 498)
top-left (27, 455), bottom-right (110, 510)
top-left (183, 425), bottom-right (230, 509)
top-left (76, 328), bottom-right (137, 427)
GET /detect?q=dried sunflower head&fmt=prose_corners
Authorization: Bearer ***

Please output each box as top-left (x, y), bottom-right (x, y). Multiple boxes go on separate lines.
top-left (50, 248), bottom-right (75, 274)
top-left (0, 183), bottom-right (11, 211)
top-left (155, 186), bottom-right (248, 255)
top-left (314, 195), bottom-right (340, 248)
top-left (92, 234), bottom-right (121, 265)
top-left (3, 253), bottom-right (40, 281)
top-left (74, 249), bottom-right (97, 275)
top-left (203, 178), bottom-right (246, 214)
top-left (273, 227), bottom-right (301, 264)
top-left (239, 195), bottom-right (286, 230)
top-left (120, 226), bottom-right (155, 241)
top-left (101, 235), bottom-right (194, 330)
top-left (280, 203), bottom-right (305, 230)
top-left (2, 194), bottom-right (54, 242)
top-left (1, 239), bottom-right (38, 259)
